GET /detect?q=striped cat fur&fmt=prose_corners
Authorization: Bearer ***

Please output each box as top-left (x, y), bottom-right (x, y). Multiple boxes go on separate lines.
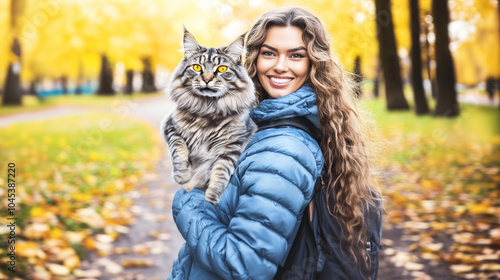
top-left (161, 29), bottom-right (256, 205)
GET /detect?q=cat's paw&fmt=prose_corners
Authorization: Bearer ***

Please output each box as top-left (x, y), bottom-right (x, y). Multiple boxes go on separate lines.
top-left (173, 162), bottom-right (192, 185)
top-left (182, 179), bottom-right (198, 192)
top-left (205, 187), bottom-right (222, 206)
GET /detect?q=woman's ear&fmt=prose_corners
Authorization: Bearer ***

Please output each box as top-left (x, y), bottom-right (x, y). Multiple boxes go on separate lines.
top-left (183, 27), bottom-right (201, 57)
top-left (223, 33), bottom-right (246, 62)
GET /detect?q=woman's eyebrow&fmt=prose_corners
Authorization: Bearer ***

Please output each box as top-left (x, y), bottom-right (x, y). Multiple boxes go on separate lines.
top-left (261, 44), bottom-right (307, 52)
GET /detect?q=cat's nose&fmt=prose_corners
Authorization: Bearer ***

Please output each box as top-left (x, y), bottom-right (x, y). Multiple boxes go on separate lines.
top-left (204, 79), bottom-right (210, 84)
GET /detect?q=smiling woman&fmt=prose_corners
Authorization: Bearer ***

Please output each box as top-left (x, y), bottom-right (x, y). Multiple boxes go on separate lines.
top-left (257, 26), bottom-right (310, 99)
top-left (168, 7), bottom-right (381, 280)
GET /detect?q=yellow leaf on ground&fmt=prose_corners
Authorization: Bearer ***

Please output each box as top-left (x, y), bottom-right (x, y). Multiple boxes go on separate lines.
top-left (17, 242), bottom-right (42, 259)
top-left (46, 263), bottom-right (70, 276)
top-left (451, 264), bottom-right (475, 274)
top-left (132, 244), bottom-right (149, 255)
top-left (422, 242), bottom-right (443, 252)
top-left (74, 269), bottom-right (102, 278)
top-left (479, 263), bottom-right (500, 271)
top-left (49, 228), bottom-right (63, 239)
top-left (83, 236), bottom-right (96, 250)
top-left (114, 247), bottom-right (131, 254)
top-left (104, 260), bottom-right (123, 274)
top-left (384, 248), bottom-right (396, 256)
top-left (122, 259), bottom-right (155, 267)
top-left (475, 254), bottom-right (500, 262)
top-left (56, 247), bottom-right (76, 261)
top-left (469, 203), bottom-right (490, 215)
top-left (30, 206), bottom-right (46, 218)
top-left (405, 262), bottom-right (424, 271)
top-left (63, 255), bottom-right (80, 269)
top-left (24, 223), bottom-right (50, 239)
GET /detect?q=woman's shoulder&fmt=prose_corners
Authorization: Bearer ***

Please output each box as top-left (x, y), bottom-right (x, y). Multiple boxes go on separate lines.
top-left (238, 126), bottom-right (324, 176)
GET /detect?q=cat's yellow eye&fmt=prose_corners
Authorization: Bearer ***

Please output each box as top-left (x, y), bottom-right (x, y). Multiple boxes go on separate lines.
top-left (218, 66), bottom-right (228, 73)
top-left (193, 64), bottom-right (202, 72)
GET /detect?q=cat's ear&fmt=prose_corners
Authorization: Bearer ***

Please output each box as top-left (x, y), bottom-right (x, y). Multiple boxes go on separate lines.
top-left (223, 33), bottom-right (246, 62)
top-left (183, 27), bottom-right (201, 57)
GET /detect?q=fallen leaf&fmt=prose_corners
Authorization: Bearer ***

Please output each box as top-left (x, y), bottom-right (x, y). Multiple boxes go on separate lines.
top-left (74, 269), bottom-right (102, 278)
top-left (122, 259), bottom-right (155, 267)
top-left (133, 244), bottom-right (149, 255)
top-left (104, 260), bottom-right (123, 275)
top-left (63, 255), bottom-right (80, 269)
top-left (405, 262), bottom-right (424, 271)
top-left (422, 242), bottom-right (443, 252)
top-left (479, 263), bottom-right (500, 271)
top-left (114, 247), bottom-right (131, 254)
top-left (450, 264), bottom-right (475, 274)
top-left (46, 263), bottom-right (70, 276)
top-left (384, 248), bottom-right (396, 256)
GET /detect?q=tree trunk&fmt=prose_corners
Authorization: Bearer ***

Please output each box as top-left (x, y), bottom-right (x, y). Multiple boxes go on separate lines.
top-left (97, 55), bottom-right (115, 95)
top-left (373, 61), bottom-right (381, 98)
top-left (2, 62), bottom-right (22, 105)
top-left (60, 76), bottom-right (68, 94)
top-left (3, 1), bottom-right (25, 106)
top-left (423, 16), bottom-right (438, 99)
top-left (2, 38), bottom-right (22, 106)
top-left (486, 76), bottom-right (495, 102)
top-left (410, 0), bottom-right (430, 115)
top-left (75, 60), bottom-right (83, 95)
top-left (29, 77), bottom-right (42, 101)
top-left (141, 57), bottom-right (156, 93)
top-left (353, 56), bottom-right (363, 98)
top-left (125, 70), bottom-right (134, 95)
top-left (432, 0), bottom-right (459, 117)
top-left (373, 77), bottom-right (380, 98)
top-left (375, 0), bottom-right (409, 110)
top-left (75, 84), bottom-right (82, 95)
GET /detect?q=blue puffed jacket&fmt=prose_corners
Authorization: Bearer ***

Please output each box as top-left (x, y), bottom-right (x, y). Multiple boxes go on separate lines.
top-left (169, 84), bottom-right (324, 280)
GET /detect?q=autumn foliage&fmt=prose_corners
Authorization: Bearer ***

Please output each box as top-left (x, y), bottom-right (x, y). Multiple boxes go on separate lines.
top-left (0, 113), bottom-right (161, 278)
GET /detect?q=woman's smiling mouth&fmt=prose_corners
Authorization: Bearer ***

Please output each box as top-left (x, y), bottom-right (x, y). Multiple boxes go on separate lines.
top-left (268, 76), bottom-right (294, 87)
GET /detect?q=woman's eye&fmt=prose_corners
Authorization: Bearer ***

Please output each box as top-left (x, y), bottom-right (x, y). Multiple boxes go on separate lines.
top-left (193, 64), bottom-right (202, 72)
top-left (218, 66), bottom-right (228, 72)
top-left (261, 51), bottom-right (274, 57)
top-left (291, 53), bottom-right (305, 58)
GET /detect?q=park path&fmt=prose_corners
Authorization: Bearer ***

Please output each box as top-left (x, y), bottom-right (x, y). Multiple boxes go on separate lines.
top-left (0, 106), bottom-right (91, 127)
top-left (83, 94), bottom-right (184, 279)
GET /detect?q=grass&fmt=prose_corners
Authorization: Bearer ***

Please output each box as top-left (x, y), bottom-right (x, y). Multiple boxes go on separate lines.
top-left (362, 97), bottom-right (499, 190)
top-left (0, 92), bottom-right (164, 117)
top-left (0, 112), bottom-right (162, 277)
top-left (360, 98), bottom-right (500, 278)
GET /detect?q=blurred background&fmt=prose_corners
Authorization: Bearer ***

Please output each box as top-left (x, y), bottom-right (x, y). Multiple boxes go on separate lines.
top-left (0, 0), bottom-right (499, 279)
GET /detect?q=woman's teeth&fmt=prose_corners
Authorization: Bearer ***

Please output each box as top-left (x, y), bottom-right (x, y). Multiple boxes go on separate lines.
top-left (270, 77), bottom-right (292, 84)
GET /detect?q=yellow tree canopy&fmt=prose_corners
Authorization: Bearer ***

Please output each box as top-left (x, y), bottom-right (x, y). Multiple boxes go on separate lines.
top-left (0, 0), bottom-right (498, 87)
top-left (451, 0), bottom-right (500, 84)
top-left (0, 0), bottom-right (10, 85)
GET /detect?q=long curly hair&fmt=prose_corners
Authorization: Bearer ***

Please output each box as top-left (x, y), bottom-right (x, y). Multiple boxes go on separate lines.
top-left (245, 7), bottom-right (380, 274)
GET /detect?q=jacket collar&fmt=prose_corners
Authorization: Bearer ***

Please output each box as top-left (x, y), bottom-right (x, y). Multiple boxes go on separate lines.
top-left (250, 84), bottom-right (320, 130)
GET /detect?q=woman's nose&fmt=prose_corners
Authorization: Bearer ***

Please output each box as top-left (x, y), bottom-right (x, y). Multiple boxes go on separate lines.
top-left (274, 56), bottom-right (289, 73)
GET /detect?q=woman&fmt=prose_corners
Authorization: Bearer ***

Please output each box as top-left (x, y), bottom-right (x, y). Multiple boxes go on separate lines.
top-left (169, 7), bottom-right (381, 280)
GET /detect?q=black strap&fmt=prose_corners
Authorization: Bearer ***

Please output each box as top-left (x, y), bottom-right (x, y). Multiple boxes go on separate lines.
top-left (257, 116), bottom-right (321, 143)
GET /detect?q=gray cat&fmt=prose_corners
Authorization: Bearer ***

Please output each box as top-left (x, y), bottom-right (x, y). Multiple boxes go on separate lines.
top-left (161, 29), bottom-right (256, 205)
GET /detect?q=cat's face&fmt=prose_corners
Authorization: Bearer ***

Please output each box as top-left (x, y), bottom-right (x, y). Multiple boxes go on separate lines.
top-left (178, 31), bottom-right (246, 98)
top-left (168, 29), bottom-right (255, 116)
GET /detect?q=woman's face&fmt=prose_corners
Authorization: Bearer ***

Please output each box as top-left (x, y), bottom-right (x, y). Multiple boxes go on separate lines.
top-left (257, 25), bottom-right (310, 99)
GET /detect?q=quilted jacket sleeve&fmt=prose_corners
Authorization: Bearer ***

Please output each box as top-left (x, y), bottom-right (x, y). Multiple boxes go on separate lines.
top-left (172, 130), bottom-right (323, 280)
